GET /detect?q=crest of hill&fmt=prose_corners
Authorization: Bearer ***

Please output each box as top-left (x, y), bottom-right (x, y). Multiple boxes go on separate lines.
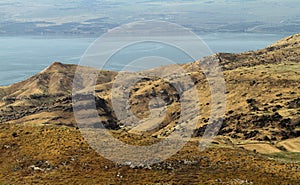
top-left (213, 33), bottom-right (300, 70)
top-left (0, 33), bottom-right (299, 100)
top-left (0, 33), bottom-right (299, 142)
top-left (0, 62), bottom-right (117, 99)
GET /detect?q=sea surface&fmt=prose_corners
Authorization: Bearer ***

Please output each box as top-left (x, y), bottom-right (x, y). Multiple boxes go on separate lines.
top-left (0, 32), bottom-right (288, 86)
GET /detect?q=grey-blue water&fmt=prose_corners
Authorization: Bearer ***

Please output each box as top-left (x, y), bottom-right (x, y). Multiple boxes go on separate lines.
top-left (0, 33), bottom-right (288, 86)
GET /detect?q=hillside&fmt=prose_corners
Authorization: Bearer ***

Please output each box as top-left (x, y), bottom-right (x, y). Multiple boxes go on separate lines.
top-left (1, 34), bottom-right (299, 141)
top-left (0, 33), bottom-right (300, 184)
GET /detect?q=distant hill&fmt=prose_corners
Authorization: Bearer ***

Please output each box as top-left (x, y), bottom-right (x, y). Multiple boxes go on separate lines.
top-left (0, 33), bottom-right (300, 184)
top-left (0, 34), bottom-right (300, 141)
top-left (0, 33), bottom-right (299, 143)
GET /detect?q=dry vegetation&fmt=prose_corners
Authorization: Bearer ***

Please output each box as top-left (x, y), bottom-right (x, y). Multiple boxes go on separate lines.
top-left (0, 34), bottom-right (300, 184)
top-left (0, 123), bottom-right (299, 184)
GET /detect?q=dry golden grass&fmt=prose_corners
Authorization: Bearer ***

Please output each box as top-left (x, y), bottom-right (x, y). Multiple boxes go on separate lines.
top-left (278, 138), bottom-right (300, 152)
top-left (0, 123), bottom-right (299, 184)
top-left (0, 33), bottom-right (300, 184)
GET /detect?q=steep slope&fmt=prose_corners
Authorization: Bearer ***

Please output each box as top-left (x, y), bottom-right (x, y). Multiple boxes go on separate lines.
top-left (0, 62), bottom-right (117, 127)
top-left (216, 33), bottom-right (300, 70)
top-left (0, 62), bottom-right (117, 99)
top-left (0, 33), bottom-right (299, 144)
top-left (0, 33), bottom-right (300, 184)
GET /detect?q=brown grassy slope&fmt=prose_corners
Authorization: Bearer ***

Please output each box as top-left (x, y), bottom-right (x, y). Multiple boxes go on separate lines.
top-left (0, 123), bottom-right (299, 184)
top-left (215, 33), bottom-right (300, 70)
top-left (0, 33), bottom-right (300, 184)
top-left (0, 62), bottom-right (117, 127)
top-left (0, 34), bottom-right (299, 141)
top-left (0, 62), bottom-right (117, 99)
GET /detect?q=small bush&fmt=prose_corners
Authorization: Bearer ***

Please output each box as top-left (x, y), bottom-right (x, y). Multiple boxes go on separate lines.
top-left (12, 132), bottom-right (18, 137)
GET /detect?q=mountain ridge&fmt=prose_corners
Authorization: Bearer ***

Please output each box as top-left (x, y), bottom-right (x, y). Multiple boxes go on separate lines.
top-left (0, 33), bottom-right (299, 142)
top-left (0, 33), bottom-right (300, 184)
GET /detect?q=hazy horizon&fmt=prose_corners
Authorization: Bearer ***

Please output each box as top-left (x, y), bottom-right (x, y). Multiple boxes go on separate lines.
top-left (1, 0), bottom-right (299, 85)
top-left (0, 0), bottom-right (299, 35)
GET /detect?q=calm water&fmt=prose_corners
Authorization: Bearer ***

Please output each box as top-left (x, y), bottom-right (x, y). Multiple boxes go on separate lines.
top-left (0, 33), bottom-right (288, 86)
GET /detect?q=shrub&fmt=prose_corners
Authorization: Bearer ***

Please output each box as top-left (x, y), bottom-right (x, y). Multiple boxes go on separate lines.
top-left (12, 132), bottom-right (18, 137)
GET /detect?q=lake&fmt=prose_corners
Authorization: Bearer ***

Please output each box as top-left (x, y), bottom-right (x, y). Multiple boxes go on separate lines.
top-left (0, 32), bottom-right (288, 86)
